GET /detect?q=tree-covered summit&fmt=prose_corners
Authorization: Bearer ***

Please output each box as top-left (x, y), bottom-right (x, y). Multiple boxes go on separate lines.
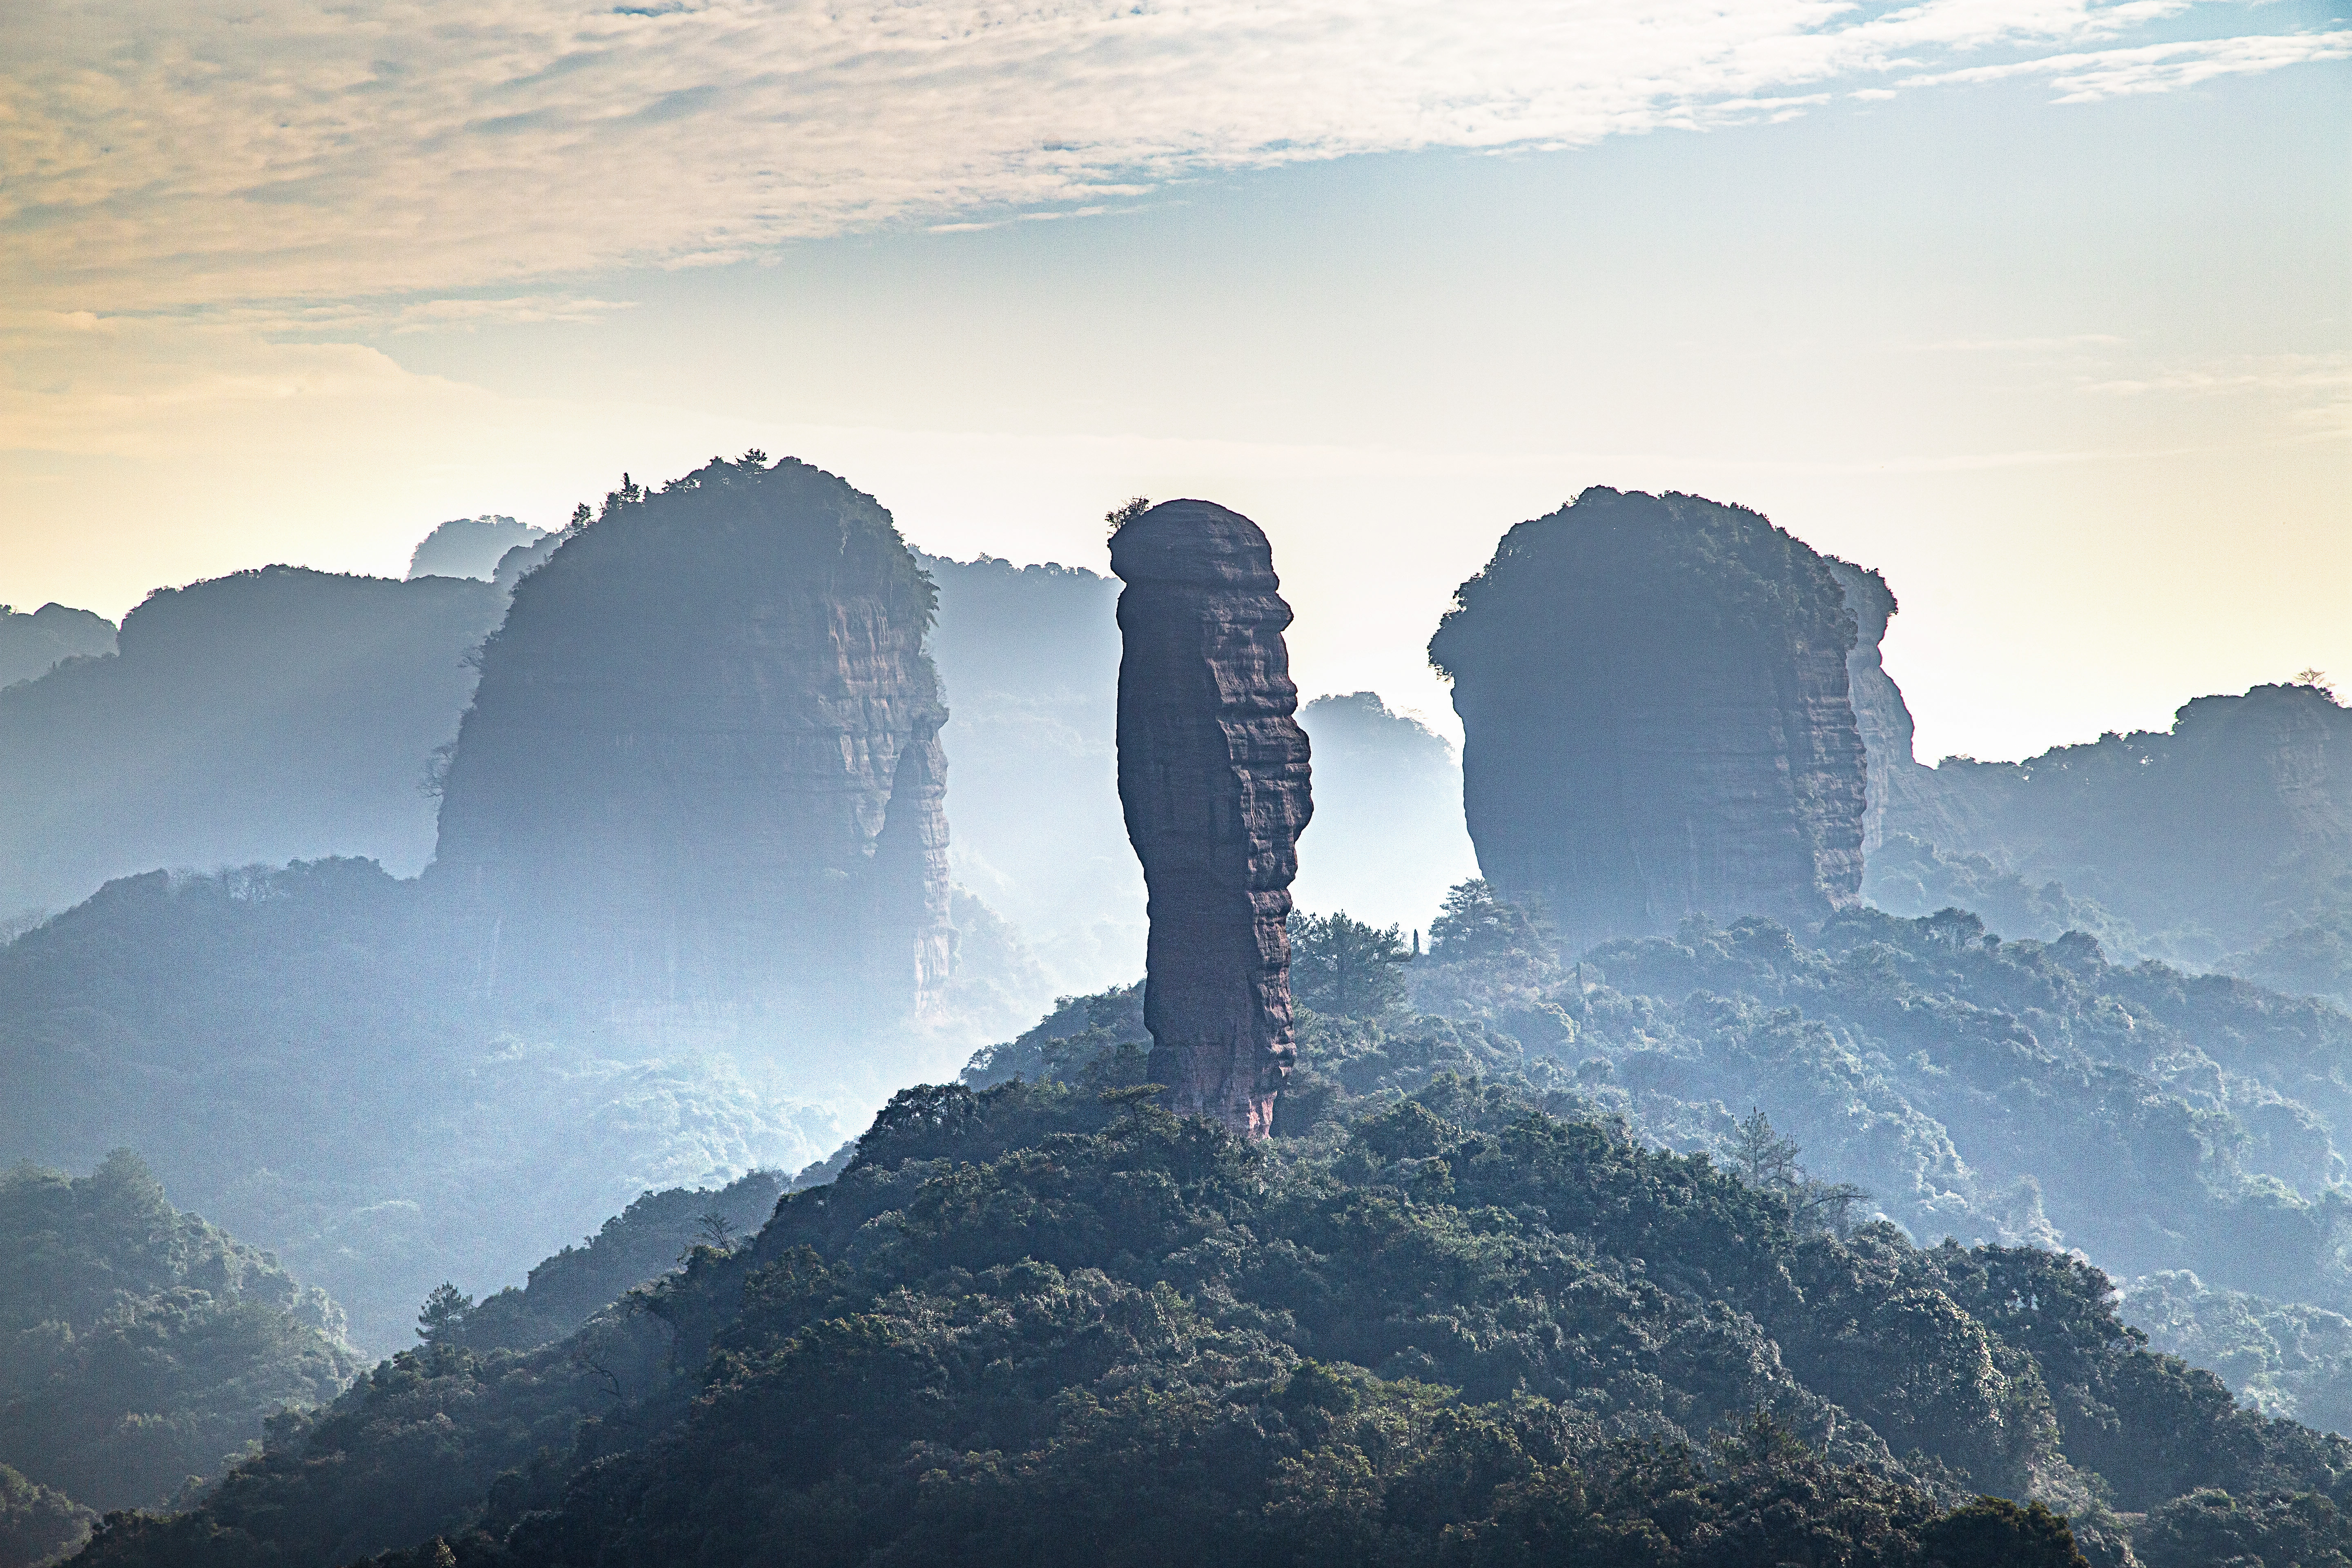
top-left (73, 1031), bottom-right (2352, 1567)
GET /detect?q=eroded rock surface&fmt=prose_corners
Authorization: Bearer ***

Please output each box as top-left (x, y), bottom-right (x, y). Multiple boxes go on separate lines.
top-left (1824, 558), bottom-right (1936, 855)
top-left (1428, 487), bottom-right (1868, 953)
top-left (430, 456), bottom-right (949, 1034)
top-left (1111, 500), bottom-right (1312, 1138)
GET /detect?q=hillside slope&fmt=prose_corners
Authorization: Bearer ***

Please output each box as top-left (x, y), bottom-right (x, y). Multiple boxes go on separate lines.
top-left (71, 1031), bottom-right (2352, 1568)
top-left (0, 1152), bottom-right (360, 1532)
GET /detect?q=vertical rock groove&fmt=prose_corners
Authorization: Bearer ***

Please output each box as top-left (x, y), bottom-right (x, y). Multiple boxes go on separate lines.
top-left (1111, 500), bottom-right (1313, 1138)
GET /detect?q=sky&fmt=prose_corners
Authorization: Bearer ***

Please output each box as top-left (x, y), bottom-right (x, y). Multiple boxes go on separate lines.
top-left (2, 0), bottom-right (2345, 763)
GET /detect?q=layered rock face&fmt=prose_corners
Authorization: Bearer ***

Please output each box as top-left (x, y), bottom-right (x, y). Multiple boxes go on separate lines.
top-left (1428, 488), bottom-right (1868, 953)
top-left (1111, 501), bottom-right (1312, 1138)
top-left (1823, 558), bottom-right (1933, 855)
top-left (430, 457), bottom-right (949, 1029)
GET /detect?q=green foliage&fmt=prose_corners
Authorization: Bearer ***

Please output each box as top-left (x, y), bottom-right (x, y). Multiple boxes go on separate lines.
top-left (1408, 881), bottom-right (1575, 1052)
top-left (71, 1306), bottom-right (670, 1568)
top-left (416, 1285), bottom-right (472, 1347)
top-left (1397, 883), bottom-right (2352, 1318)
top-left (58, 883), bottom-right (2352, 1565)
top-left (77, 1056), bottom-right (2352, 1567)
top-left (0, 1153), bottom-right (360, 1515)
top-left (0, 858), bottom-right (832, 1351)
top-left (440, 1168), bottom-right (787, 1354)
top-left (1287, 911), bottom-right (1411, 1020)
top-left (1917, 1496), bottom-right (2085, 1566)
top-left (1879, 683), bottom-right (2352, 967)
top-left (1428, 487), bottom-right (1856, 684)
top-left (2230, 910), bottom-right (2352, 1011)
top-left (962, 984), bottom-right (1152, 1091)
top-left (0, 1463), bottom-right (94, 1568)
top-left (1864, 835), bottom-right (2142, 957)
top-left (1427, 879), bottom-right (1558, 967)
top-left (2123, 1270), bottom-right (2352, 1434)
top-left (1104, 496), bottom-right (1152, 536)
top-left (2135, 1487), bottom-right (2352, 1567)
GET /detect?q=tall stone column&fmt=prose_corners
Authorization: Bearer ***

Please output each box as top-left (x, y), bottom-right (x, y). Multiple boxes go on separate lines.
top-left (1111, 500), bottom-right (1313, 1139)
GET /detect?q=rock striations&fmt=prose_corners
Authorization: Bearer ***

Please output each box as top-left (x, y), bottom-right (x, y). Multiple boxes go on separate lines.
top-left (429, 456), bottom-right (950, 1031)
top-left (1110, 501), bottom-right (1312, 1138)
top-left (1822, 557), bottom-right (1934, 856)
top-left (1428, 487), bottom-right (1869, 954)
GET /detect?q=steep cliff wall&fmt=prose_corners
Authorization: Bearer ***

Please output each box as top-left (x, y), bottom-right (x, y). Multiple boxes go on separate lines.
top-left (430, 456), bottom-right (949, 1032)
top-left (1428, 488), bottom-right (1868, 954)
top-left (1111, 500), bottom-right (1312, 1138)
top-left (1824, 558), bottom-right (1936, 855)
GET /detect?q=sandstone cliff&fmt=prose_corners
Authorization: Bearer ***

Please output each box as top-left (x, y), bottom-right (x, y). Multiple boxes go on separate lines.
top-left (1428, 487), bottom-right (1868, 953)
top-left (429, 456), bottom-right (949, 1033)
top-left (1823, 558), bottom-right (1940, 855)
top-left (1111, 500), bottom-right (1312, 1138)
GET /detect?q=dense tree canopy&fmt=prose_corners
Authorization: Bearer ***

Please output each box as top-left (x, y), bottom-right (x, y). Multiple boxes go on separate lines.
top-left (0, 1152), bottom-right (360, 1525)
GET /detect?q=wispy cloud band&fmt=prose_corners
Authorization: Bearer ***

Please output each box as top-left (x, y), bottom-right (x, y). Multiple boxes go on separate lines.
top-left (0, 0), bottom-right (2337, 307)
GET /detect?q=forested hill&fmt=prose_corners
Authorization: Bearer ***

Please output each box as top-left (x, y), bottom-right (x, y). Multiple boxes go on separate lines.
top-left (0, 1151), bottom-right (361, 1561)
top-left (72, 1017), bottom-right (2352, 1568)
top-left (1351, 882), bottom-right (2352, 1331)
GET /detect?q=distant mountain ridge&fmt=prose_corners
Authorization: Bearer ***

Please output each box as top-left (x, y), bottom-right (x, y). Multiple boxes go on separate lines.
top-left (1842, 571), bottom-right (2352, 988)
top-left (0, 603), bottom-right (114, 694)
top-left (0, 567), bottom-right (504, 921)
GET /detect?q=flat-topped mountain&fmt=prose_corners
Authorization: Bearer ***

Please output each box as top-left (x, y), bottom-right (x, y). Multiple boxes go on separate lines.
top-left (428, 455), bottom-right (951, 1042)
top-left (1430, 487), bottom-right (1869, 954)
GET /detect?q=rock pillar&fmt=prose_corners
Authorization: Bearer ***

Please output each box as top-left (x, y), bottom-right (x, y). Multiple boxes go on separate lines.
top-left (1111, 501), bottom-right (1313, 1138)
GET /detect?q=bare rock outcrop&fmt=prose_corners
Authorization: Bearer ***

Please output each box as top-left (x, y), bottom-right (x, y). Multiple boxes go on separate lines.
top-left (1428, 487), bottom-right (1868, 954)
top-left (429, 456), bottom-right (949, 1032)
top-left (1111, 500), bottom-right (1312, 1138)
top-left (1824, 558), bottom-right (1939, 855)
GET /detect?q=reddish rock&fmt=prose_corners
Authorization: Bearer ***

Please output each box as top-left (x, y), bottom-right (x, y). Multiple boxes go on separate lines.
top-left (1111, 500), bottom-right (1313, 1138)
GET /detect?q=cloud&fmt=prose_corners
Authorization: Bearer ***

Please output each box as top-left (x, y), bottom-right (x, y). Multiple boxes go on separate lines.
top-left (1892, 27), bottom-right (2352, 100)
top-left (1, 0), bottom-right (2334, 309)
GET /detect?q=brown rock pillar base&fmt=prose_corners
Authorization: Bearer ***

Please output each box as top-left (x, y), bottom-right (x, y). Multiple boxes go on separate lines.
top-left (1111, 500), bottom-right (1313, 1139)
